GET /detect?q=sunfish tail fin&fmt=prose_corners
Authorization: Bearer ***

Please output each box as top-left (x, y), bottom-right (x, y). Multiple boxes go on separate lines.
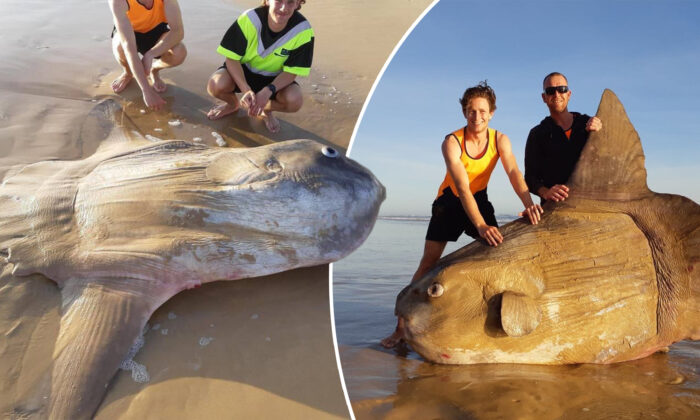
top-left (568, 89), bottom-right (650, 200)
top-left (681, 198), bottom-right (700, 339)
top-left (49, 280), bottom-right (156, 419)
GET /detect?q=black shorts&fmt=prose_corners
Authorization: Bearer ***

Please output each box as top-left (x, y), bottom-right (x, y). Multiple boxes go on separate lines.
top-left (217, 62), bottom-right (299, 100)
top-left (111, 22), bottom-right (170, 56)
top-left (425, 187), bottom-right (498, 242)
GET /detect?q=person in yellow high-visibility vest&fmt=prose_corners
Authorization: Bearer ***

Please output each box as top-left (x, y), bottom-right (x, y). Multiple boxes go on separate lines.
top-left (381, 81), bottom-right (544, 348)
top-left (207, 0), bottom-right (314, 133)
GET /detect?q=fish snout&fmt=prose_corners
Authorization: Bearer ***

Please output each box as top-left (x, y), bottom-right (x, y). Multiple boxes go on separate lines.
top-left (376, 180), bottom-right (386, 202)
top-left (394, 284), bottom-right (412, 315)
top-left (394, 282), bottom-right (435, 314)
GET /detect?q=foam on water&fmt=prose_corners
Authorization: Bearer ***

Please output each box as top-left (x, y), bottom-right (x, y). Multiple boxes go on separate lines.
top-left (119, 324), bottom-right (150, 383)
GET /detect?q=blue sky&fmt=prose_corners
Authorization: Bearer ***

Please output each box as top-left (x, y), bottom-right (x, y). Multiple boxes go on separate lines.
top-left (349, 0), bottom-right (700, 216)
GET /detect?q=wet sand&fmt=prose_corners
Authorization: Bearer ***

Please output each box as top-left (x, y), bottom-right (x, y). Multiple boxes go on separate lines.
top-left (0, 0), bottom-right (433, 418)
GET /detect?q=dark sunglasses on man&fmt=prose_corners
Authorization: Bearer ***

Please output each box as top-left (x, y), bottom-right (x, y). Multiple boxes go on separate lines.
top-left (544, 85), bottom-right (569, 95)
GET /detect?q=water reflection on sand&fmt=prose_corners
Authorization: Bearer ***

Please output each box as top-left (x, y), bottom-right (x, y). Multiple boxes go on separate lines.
top-left (344, 342), bottom-right (699, 419)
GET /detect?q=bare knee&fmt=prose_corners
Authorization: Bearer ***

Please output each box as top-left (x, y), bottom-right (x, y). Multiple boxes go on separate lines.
top-left (167, 43), bottom-right (187, 66)
top-left (206, 76), bottom-right (220, 97)
top-left (286, 92), bottom-right (303, 112)
top-left (277, 85), bottom-right (303, 112)
top-left (207, 73), bottom-right (232, 98)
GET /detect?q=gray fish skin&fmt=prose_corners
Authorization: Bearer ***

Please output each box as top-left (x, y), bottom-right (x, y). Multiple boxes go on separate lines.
top-left (395, 90), bottom-right (699, 365)
top-left (0, 101), bottom-right (385, 418)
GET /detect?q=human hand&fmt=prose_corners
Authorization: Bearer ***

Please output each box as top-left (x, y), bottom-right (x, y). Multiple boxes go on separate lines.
top-left (239, 89), bottom-right (256, 111)
top-left (519, 204), bottom-right (544, 225)
top-left (248, 89), bottom-right (272, 117)
top-left (142, 87), bottom-right (166, 111)
top-left (543, 184), bottom-right (569, 202)
top-left (478, 224), bottom-right (503, 247)
top-left (586, 116), bottom-right (603, 132)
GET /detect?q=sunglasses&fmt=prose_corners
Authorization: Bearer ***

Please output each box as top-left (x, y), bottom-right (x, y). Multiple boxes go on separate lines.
top-left (544, 85), bottom-right (569, 95)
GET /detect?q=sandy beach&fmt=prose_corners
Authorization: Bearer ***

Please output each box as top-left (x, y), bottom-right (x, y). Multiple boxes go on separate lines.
top-left (0, 0), bottom-right (432, 418)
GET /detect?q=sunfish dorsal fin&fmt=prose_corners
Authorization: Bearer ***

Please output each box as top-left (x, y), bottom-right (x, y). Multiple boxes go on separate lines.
top-left (568, 89), bottom-right (650, 200)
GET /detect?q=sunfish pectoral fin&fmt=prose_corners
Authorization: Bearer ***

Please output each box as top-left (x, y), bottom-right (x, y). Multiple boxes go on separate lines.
top-left (49, 279), bottom-right (158, 419)
top-left (568, 89), bottom-right (650, 200)
top-left (500, 291), bottom-right (541, 337)
top-left (82, 99), bottom-right (151, 156)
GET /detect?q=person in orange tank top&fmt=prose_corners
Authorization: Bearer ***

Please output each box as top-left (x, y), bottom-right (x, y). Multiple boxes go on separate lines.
top-left (381, 81), bottom-right (544, 348)
top-left (109, 0), bottom-right (187, 110)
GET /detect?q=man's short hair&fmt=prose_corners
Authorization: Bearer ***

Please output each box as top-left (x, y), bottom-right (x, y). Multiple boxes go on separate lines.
top-left (459, 80), bottom-right (497, 112)
top-left (542, 72), bottom-right (568, 89)
top-left (261, 0), bottom-right (306, 11)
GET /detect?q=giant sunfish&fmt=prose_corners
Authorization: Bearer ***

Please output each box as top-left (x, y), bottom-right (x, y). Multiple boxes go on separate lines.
top-left (394, 90), bottom-right (699, 365)
top-left (0, 101), bottom-right (385, 418)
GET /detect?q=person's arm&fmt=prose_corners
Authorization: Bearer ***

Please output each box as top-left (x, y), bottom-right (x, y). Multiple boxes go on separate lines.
top-left (247, 35), bottom-right (312, 116)
top-left (524, 128), bottom-right (546, 197)
top-left (142, 0), bottom-right (185, 74)
top-left (442, 135), bottom-right (502, 247)
top-left (524, 127), bottom-right (568, 202)
top-left (223, 58), bottom-right (256, 110)
top-left (108, 0), bottom-right (164, 109)
top-left (247, 71), bottom-right (298, 117)
top-left (217, 14), bottom-right (256, 111)
top-left (497, 133), bottom-right (543, 225)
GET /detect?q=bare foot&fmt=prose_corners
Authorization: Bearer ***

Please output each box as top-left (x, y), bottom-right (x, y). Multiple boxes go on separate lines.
top-left (207, 103), bottom-right (239, 120)
top-left (150, 70), bottom-right (167, 93)
top-left (380, 329), bottom-right (404, 348)
top-left (381, 317), bottom-right (406, 348)
top-left (111, 72), bottom-right (133, 93)
top-left (261, 111), bottom-right (280, 133)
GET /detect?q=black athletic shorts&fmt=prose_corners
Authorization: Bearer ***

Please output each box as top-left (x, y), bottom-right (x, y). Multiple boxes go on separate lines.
top-left (425, 187), bottom-right (498, 242)
top-left (111, 22), bottom-right (170, 56)
top-left (217, 62), bottom-right (299, 100)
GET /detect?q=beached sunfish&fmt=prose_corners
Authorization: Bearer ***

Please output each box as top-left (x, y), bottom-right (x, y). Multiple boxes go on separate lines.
top-left (394, 90), bottom-right (699, 365)
top-left (0, 101), bottom-right (385, 418)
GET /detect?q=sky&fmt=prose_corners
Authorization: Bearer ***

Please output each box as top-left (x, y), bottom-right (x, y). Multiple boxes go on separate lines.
top-left (348, 0), bottom-right (700, 216)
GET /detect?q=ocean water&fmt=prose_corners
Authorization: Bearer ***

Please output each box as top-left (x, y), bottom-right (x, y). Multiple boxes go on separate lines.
top-left (333, 217), bottom-right (700, 419)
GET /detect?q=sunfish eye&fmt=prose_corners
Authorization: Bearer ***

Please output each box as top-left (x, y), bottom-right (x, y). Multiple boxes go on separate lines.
top-left (265, 158), bottom-right (282, 172)
top-left (322, 146), bottom-right (339, 158)
top-left (427, 282), bottom-right (444, 298)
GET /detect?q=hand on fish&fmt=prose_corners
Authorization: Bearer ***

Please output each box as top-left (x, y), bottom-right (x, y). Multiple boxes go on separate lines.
top-left (478, 224), bottom-right (503, 247)
top-left (543, 184), bottom-right (569, 202)
top-left (586, 116), bottom-right (603, 132)
top-left (519, 204), bottom-right (544, 225)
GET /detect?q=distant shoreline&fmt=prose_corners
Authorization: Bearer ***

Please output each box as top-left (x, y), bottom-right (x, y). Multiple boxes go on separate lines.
top-left (378, 215), bottom-right (519, 223)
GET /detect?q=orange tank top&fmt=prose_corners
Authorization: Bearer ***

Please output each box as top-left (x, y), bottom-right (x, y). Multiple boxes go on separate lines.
top-left (126, 0), bottom-right (167, 33)
top-left (437, 127), bottom-right (500, 198)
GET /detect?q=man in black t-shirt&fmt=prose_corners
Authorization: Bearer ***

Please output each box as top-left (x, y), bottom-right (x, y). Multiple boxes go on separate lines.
top-left (206, 0), bottom-right (314, 133)
top-left (524, 72), bottom-right (603, 203)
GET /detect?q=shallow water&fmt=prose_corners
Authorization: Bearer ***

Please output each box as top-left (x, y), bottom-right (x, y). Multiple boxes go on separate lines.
top-left (334, 218), bottom-right (700, 419)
